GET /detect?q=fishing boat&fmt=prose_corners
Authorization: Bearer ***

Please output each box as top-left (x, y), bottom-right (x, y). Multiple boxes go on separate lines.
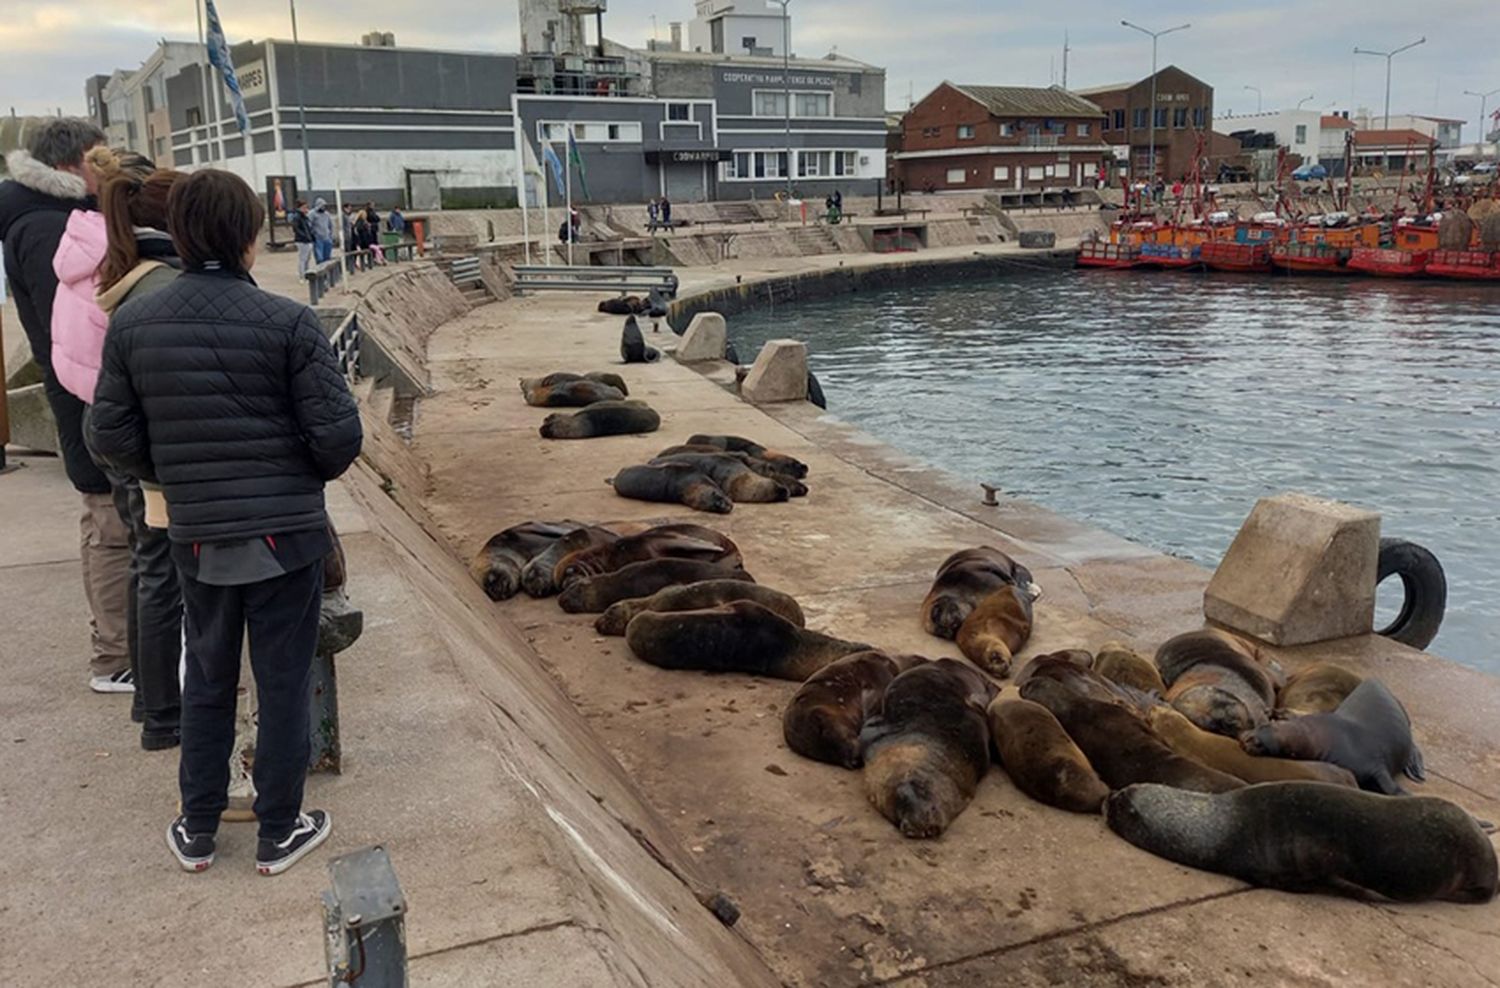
top-left (1426, 249), bottom-right (1500, 280)
top-left (1346, 246), bottom-right (1431, 277)
top-left (1077, 239), bottom-right (1143, 269)
top-left (1139, 240), bottom-right (1200, 269)
top-left (1200, 239), bottom-right (1274, 273)
top-left (1272, 240), bottom-right (1349, 274)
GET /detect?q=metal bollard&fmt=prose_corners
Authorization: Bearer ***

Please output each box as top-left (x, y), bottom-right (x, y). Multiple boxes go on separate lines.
top-left (311, 588), bottom-right (364, 773)
top-left (322, 846), bottom-right (408, 987)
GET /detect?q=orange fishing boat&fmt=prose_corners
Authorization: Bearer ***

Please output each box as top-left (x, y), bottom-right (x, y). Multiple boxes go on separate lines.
top-left (1426, 249), bottom-right (1500, 280)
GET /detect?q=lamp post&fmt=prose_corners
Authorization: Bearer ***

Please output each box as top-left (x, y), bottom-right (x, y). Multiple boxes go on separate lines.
top-left (1463, 86), bottom-right (1500, 147)
top-left (1354, 37), bottom-right (1426, 130)
top-left (1244, 85), bottom-right (1262, 112)
top-left (289, 0), bottom-right (314, 194)
top-left (1121, 20), bottom-right (1190, 182)
top-left (1296, 94), bottom-right (1315, 110)
top-left (778, 0), bottom-right (792, 204)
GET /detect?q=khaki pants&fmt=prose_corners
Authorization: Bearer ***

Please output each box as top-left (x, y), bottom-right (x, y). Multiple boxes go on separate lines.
top-left (79, 492), bottom-right (131, 678)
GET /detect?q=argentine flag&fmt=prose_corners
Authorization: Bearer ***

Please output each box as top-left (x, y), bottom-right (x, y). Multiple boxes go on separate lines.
top-left (204, 0), bottom-right (251, 134)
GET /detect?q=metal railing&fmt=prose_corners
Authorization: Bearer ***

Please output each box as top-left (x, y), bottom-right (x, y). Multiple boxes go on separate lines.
top-left (306, 240), bottom-right (422, 305)
top-left (445, 256), bottom-right (482, 285)
top-left (328, 311), bottom-right (362, 386)
top-left (511, 264), bottom-right (679, 296)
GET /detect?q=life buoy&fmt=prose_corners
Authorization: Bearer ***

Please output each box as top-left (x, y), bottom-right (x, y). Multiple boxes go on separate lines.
top-left (1375, 537), bottom-right (1446, 651)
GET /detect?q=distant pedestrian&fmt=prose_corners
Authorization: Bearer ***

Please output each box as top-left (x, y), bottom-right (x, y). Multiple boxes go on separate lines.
top-left (89, 169), bottom-right (362, 877)
top-left (340, 203), bottom-right (354, 252)
top-left (291, 199), bottom-right (314, 276)
top-left (660, 195), bottom-right (672, 230)
top-left (647, 198), bottom-right (660, 233)
top-left (387, 205), bottom-right (406, 236)
top-left (310, 198), bottom-right (334, 263)
top-left (351, 210), bottom-right (372, 269)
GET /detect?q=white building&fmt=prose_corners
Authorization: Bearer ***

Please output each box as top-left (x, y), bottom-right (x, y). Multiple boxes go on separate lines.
top-left (86, 42), bottom-right (203, 167)
top-left (1354, 113), bottom-right (1464, 148)
top-left (686, 0), bottom-right (788, 58)
top-left (1214, 108), bottom-right (1325, 164)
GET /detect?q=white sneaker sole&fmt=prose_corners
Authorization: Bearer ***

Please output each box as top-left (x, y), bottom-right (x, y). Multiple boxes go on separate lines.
top-left (91, 679), bottom-right (136, 694)
top-left (257, 813), bottom-right (332, 876)
top-left (165, 821), bottom-right (214, 873)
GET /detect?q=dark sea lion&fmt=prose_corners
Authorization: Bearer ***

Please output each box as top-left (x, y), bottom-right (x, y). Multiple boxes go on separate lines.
top-left (598, 295), bottom-right (646, 315)
top-left (540, 399), bottom-right (661, 439)
top-left (649, 452), bottom-right (794, 503)
top-left (988, 697), bottom-right (1109, 814)
top-left (519, 377), bottom-right (625, 407)
top-left (922, 547), bottom-right (1036, 641)
top-left (1094, 641), bottom-right (1167, 694)
top-left (1107, 782), bottom-right (1498, 904)
top-left (1020, 677), bottom-right (1244, 794)
top-left (1277, 662), bottom-right (1363, 718)
top-left (611, 463), bottom-right (733, 514)
top-left (620, 316), bottom-right (661, 363)
top-left (1012, 650), bottom-right (1094, 685)
top-left (1012, 654), bottom-right (1150, 712)
top-left (521, 525), bottom-right (620, 598)
top-left (468, 521), bottom-right (580, 601)
top-left (656, 444), bottom-right (807, 487)
top-left (625, 600), bottom-right (867, 680)
top-left (685, 434), bottom-right (809, 479)
top-left (595, 580), bottom-right (803, 636)
top-left (860, 659), bottom-right (999, 838)
top-left (1156, 629), bottom-right (1277, 737)
top-left (1146, 705), bottom-right (1357, 787)
top-left (559, 559), bottom-right (752, 613)
top-left (784, 651), bottom-right (927, 768)
top-left (556, 523), bottom-right (740, 588)
top-left (1240, 678), bottom-right (1425, 795)
top-left (954, 585), bottom-right (1034, 677)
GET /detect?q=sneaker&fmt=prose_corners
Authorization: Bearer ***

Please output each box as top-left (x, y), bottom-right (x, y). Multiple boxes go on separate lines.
top-left (90, 668), bottom-right (135, 694)
top-left (256, 810), bottom-right (331, 876)
top-left (166, 816), bottom-right (216, 872)
top-left (141, 728), bottom-right (181, 752)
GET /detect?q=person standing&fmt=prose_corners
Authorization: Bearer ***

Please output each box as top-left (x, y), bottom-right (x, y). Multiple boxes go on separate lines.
top-left (659, 194), bottom-right (672, 231)
top-left (89, 170), bottom-right (363, 875)
top-left (309, 198), bottom-right (335, 263)
top-left (291, 199), bottom-right (314, 277)
top-left (387, 205), bottom-right (405, 237)
top-left (0, 118), bottom-right (133, 695)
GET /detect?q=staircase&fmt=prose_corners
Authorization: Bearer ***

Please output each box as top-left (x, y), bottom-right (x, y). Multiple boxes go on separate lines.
top-left (433, 255), bottom-right (496, 306)
top-left (715, 202), bottom-right (763, 225)
top-left (787, 225), bottom-right (839, 256)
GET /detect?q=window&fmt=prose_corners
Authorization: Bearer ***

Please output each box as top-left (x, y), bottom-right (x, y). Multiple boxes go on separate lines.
top-left (186, 107), bottom-right (202, 127)
top-left (1113, 109), bottom-right (1125, 130)
top-left (798, 150), bottom-right (830, 177)
top-left (1295, 124), bottom-right (1307, 144)
top-left (946, 168), bottom-right (967, 184)
top-left (154, 136), bottom-right (166, 158)
top-left (1173, 107), bottom-right (1187, 128)
top-left (144, 85), bottom-right (155, 113)
top-left (1153, 108), bottom-right (1168, 128)
top-left (1132, 108), bottom-right (1148, 129)
top-left (1192, 107), bottom-right (1205, 127)
top-left (993, 165), bottom-right (1010, 180)
top-left (999, 122), bottom-right (1014, 137)
top-left (921, 126), bottom-right (940, 138)
top-left (794, 92), bottom-right (832, 117)
top-left (540, 121), bottom-right (641, 143)
top-left (667, 103), bottom-right (691, 121)
top-left (573, 123), bottom-right (587, 139)
top-left (723, 150), bottom-right (787, 179)
top-left (1027, 165), bottom-right (1046, 181)
top-left (1077, 122), bottom-right (1091, 137)
top-left (754, 91), bottom-right (785, 117)
top-left (957, 124), bottom-right (975, 140)
top-left (835, 151), bottom-right (858, 176)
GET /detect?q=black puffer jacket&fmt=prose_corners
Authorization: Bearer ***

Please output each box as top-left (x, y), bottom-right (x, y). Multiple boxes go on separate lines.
top-left (88, 267), bottom-right (363, 543)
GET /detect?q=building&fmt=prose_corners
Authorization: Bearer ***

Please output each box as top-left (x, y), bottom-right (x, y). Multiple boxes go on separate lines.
top-left (1358, 113), bottom-right (1464, 148)
top-left (1351, 129), bottom-right (1438, 173)
top-left (686, 0), bottom-right (787, 57)
top-left (1213, 108), bottom-right (1323, 168)
top-left (892, 83), bottom-right (1107, 192)
top-left (1077, 66), bottom-right (1214, 181)
top-left (84, 43), bottom-right (205, 167)
top-left (1318, 114), bottom-right (1356, 173)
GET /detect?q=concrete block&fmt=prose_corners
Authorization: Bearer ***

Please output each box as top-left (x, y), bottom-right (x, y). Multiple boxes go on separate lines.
top-left (1204, 493), bottom-right (1380, 646)
top-left (5, 383), bottom-right (59, 454)
top-left (675, 312), bottom-right (727, 362)
top-left (1018, 230), bottom-right (1057, 249)
top-left (740, 339), bottom-right (808, 404)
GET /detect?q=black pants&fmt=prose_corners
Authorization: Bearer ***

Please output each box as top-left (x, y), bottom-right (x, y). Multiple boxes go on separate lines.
top-left (111, 479), bottom-right (182, 735)
top-left (179, 560), bottom-right (323, 840)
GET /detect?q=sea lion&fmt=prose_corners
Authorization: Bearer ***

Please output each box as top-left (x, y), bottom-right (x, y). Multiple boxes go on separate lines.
top-left (1012, 650), bottom-right (1094, 684)
top-left (1156, 629), bottom-right (1277, 737)
top-left (1106, 782), bottom-right (1498, 904)
top-left (921, 547), bottom-right (1036, 641)
top-left (988, 697), bottom-right (1109, 814)
top-left (520, 525), bottom-right (620, 598)
top-left (1011, 653), bottom-right (1149, 711)
top-left (1146, 705), bottom-right (1357, 787)
top-left (559, 558), bottom-right (752, 613)
top-left (519, 373), bottom-right (627, 407)
top-left (598, 295), bottom-right (646, 315)
top-left (860, 659), bottom-right (999, 838)
top-left (1240, 678), bottom-right (1425, 795)
top-left (784, 651), bottom-right (927, 768)
top-left (556, 523), bottom-right (740, 588)
top-left (468, 521), bottom-right (580, 601)
top-left (1094, 641), bottom-right (1167, 694)
top-left (953, 584), bottom-right (1034, 677)
top-left (540, 400), bottom-right (661, 439)
top-left (595, 580), bottom-right (804, 636)
top-left (656, 444), bottom-right (808, 486)
top-left (625, 600), bottom-right (867, 680)
top-left (611, 463), bottom-right (733, 514)
top-left (685, 434), bottom-right (809, 479)
top-left (1276, 662), bottom-right (1363, 718)
top-left (1020, 677), bottom-right (1244, 794)
top-left (649, 452), bottom-right (795, 503)
top-left (620, 316), bottom-right (661, 363)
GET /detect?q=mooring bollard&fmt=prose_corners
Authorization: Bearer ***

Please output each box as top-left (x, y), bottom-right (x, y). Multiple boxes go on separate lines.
top-left (322, 846), bottom-right (408, 987)
top-left (311, 588), bottom-right (364, 773)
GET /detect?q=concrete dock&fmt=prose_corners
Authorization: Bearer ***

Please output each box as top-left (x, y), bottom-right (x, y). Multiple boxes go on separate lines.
top-left (3, 242), bottom-right (1499, 985)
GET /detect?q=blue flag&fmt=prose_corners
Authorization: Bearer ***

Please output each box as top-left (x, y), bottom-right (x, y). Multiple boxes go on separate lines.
top-left (566, 130), bottom-right (590, 200)
top-left (204, 0), bottom-right (251, 134)
top-left (542, 141), bottom-right (566, 193)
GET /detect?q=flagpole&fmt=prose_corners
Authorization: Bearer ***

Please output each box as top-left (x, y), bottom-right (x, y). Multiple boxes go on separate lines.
top-left (566, 138), bottom-right (574, 267)
top-left (542, 152), bottom-right (552, 267)
top-left (195, 0), bottom-right (215, 165)
top-left (514, 98), bottom-right (530, 265)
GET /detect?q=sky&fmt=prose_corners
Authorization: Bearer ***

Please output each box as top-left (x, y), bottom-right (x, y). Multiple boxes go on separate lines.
top-left (4, 0), bottom-right (1498, 135)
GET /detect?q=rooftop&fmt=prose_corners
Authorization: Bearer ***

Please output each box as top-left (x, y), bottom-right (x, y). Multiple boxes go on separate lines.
top-left (644, 47), bottom-right (878, 72)
top-left (950, 83), bottom-right (1102, 118)
top-left (1353, 128), bottom-right (1439, 148)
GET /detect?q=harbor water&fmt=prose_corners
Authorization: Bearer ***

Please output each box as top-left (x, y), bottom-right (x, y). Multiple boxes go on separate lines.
top-left (726, 268), bottom-right (1500, 672)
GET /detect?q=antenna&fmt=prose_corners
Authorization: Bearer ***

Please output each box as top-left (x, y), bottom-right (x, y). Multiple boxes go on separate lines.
top-left (1062, 30), bottom-right (1070, 88)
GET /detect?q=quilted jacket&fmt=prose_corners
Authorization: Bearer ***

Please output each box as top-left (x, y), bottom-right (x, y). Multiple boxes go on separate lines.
top-left (87, 266), bottom-right (363, 543)
top-left (50, 208), bottom-right (109, 402)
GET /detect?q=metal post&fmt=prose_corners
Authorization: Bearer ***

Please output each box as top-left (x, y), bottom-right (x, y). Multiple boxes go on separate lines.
top-left (1354, 37), bottom-right (1425, 168)
top-left (195, 0), bottom-right (215, 166)
top-left (780, 0), bottom-right (792, 204)
top-left (1244, 85), bottom-right (1262, 112)
top-left (1121, 21), bottom-right (1190, 183)
top-left (289, 0), bottom-right (314, 193)
top-left (1464, 87), bottom-right (1499, 147)
top-left (322, 846), bottom-right (408, 988)
top-left (0, 306), bottom-right (9, 473)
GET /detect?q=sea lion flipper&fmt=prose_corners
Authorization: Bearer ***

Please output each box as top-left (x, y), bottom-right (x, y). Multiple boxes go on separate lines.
top-left (1369, 767), bottom-right (1403, 796)
top-left (1405, 744), bottom-right (1427, 783)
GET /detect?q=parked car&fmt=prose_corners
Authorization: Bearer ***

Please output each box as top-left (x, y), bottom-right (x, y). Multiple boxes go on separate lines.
top-left (1474, 161), bottom-right (1499, 175)
top-left (1292, 163), bottom-right (1328, 180)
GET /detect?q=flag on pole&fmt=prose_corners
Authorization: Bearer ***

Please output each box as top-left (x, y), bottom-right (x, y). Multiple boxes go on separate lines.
top-left (541, 141), bottom-right (566, 195)
top-left (567, 131), bottom-right (590, 201)
top-left (204, 0), bottom-right (251, 134)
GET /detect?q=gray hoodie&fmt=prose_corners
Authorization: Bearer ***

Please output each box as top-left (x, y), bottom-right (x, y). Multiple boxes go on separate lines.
top-left (309, 198), bottom-right (335, 241)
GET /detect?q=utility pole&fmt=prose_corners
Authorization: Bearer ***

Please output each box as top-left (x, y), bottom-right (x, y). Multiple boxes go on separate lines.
top-left (779, 0), bottom-right (792, 204)
top-left (1244, 85), bottom-right (1262, 112)
top-left (1354, 37), bottom-right (1425, 170)
top-left (1296, 94), bottom-right (1315, 110)
top-left (1121, 20), bottom-right (1190, 182)
top-left (1463, 87), bottom-right (1500, 147)
top-left (1062, 31), bottom-right (1070, 89)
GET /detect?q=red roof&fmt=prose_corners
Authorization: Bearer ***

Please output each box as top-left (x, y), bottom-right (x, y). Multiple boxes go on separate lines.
top-left (1321, 115), bottom-right (1354, 129)
top-left (1352, 128), bottom-right (1437, 149)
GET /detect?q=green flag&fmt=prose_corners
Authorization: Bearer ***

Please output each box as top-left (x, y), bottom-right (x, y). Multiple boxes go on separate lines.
top-left (567, 131), bottom-right (590, 201)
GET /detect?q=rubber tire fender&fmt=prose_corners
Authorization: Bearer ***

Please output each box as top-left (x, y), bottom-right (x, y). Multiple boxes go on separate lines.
top-left (1375, 537), bottom-right (1446, 651)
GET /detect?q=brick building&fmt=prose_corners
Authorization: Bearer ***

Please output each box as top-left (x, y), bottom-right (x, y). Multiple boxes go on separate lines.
top-left (1077, 66), bottom-right (1213, 182)
top-left (892, 82), bottom-right (1108, 192)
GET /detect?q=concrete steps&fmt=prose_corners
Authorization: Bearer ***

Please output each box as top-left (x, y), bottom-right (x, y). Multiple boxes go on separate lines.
top-left (786, 225), bottom-right (839, 256)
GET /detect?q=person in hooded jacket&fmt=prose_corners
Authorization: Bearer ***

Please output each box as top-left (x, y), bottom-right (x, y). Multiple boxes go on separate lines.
top-left (309, 198), bottom-right (335, 263)
top-left (0, 118), bottom-right (135, 695)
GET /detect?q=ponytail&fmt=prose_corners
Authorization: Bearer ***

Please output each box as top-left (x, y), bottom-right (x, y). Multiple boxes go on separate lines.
top-left (95, 160), bottom-right (186, 293)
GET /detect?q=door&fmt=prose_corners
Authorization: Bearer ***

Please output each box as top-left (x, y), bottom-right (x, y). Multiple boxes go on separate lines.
top-left (664, 162), bottom-right (707, 203)
top-left (408, 170), bottom-right (441, 210)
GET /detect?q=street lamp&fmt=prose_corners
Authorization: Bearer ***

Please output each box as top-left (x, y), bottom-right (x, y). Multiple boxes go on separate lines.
top-left (1121, 20), bottom-right (1190, 182)
top-left (1353, 37), bottom-right (1426, 130)
top-left (1463, 87), bottom-right (1500, 146)
top-left (1296, 94), bottom-right (1315, 110)
top-left (778, 0), bottom-right (792, 204)
top-left (1244, 85), bottom-right (1262, 112)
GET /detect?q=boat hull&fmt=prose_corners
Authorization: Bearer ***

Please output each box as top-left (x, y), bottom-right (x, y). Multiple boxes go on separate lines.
top-left (1426, 250), bottom-right (1500, 281)
top-left (1347, 248), bottom-right (1430, 278)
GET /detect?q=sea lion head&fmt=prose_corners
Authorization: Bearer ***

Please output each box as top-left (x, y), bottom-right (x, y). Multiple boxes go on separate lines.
top-left (539, 413), bottom-right (571, 439)
top-left (557, 580), bottom-right (594, 613)
top-left (683, 481), bottom-right (734, 514)
top-left (794, 705), bottom-right (864, 769)
top-left (1171, 684), bottom-right (1258, 737)
top-left (891, 776), bottom-right (953, 839)
top-left (478, 558), bottom-right (522, 601)
top-left (557, 554), bottom-right (606, 590)
top-left (927, 595), bottom-right (972, 640)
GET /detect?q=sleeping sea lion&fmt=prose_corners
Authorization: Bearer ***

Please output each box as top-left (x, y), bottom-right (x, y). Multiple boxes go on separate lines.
top-left (685, 434), bottom-right (809, 479)
top-left (1240, 678), bottom-right (1425, 795)
top-left (598, 296), bottom-right (646, 315)
top-left (1012, 650), bottom-right (1094, 684)
top-left (556, 523), bottom-right (739, 588)
top-left (921, 547), bottom-right (1036, 641)
top-left (621, 316), bottom-right (661, 363)
top-left (519, 373), bottom-right (627, 407)
top-left (656, 445), bottom-right (808, 487)
top-left (1107, 782), bottom-right (1498, 904)
top-left (1156, 629), bottom-right (1277, 737)
top-left (611, 463), bottom-right (733, 514)
top-left (1276, 662), bottom-right (1363, 718)
top-left (988, 697), bottom-right (1109, 814)
top-left (1094, 641), bottom-right (1167, 694)
top-left (1145, 705), bottom-right (1356, 787)
top-left (953, 584), bottom-right (1034, 677)
top-left (558, 558), bottom-right (751, 613)
top-left (540, 400), bottom-right (661, 439)
top-left (468, 521), bottom-right (580, 601)
top-left (1011, 653), bottom-right (1150, 712)
top-left (784, 651), bottom-right (927, 768)
top-left (1020, 677), bottom-right (1244, 794)
top-left (649, 452), bottom-right (795, 503)
top-left (860, 659), bottom-right (998, 838)
top-left (520, 525), bottom-right (620, 598)
top-left (595, 580), bottom-right (803, 636)
top-left (625, 600), bottom-right (867, 680)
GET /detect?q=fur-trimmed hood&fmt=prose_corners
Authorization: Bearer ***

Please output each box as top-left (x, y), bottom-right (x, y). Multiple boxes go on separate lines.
top-left (0, 150), bottom-right (90, 244)
top-left (4, 149), bottom-right (88, 200)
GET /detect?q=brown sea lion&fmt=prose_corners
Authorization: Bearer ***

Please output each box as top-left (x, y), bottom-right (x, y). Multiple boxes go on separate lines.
top-left (1277, 662), bottom-right (1363, 718)
top-left (784, 651), bottom-right (927, 768)
top-left (922, 547), bottom-right (1036, 642)
top-left (611, 463), bottom-right (733, 514)
top-left (649, 452), bottom-right (795, 503)
top-left (1146, 705), bottom-right (1357, 787)
top-left (1156, 629), bottom-right (1277, 737)
top-left (1020, 676), bottom-right (1244, 794)
top-left (519, 375), bottom-right (626, 407)
top-left (954, 584), bottom-right (1034, 677)
top-left (598, 295), bottom-right (646, 315)
top-left (1011, 653), bottom-right (1151, 712)
top-left (520, 525), bottom-right (620, 598)
top-left (625, 600), bottom-right (867, 680)
top-left (1012, 650), bottom-right (1094, 683)
top-left (468, 521), bottom-right (580, 601)
top-left (988, 698), bottom-right (1110, 814)
top-left (685, 434), bottom-right (809, 479)
top-left (656, 444), bottom-right (808, 487)
top-left (556, 524), bottom-right (740, 588)
top-left (1240, 678), bottom-right (1425, 795)
top-left (595, 580), bottom-right (803, 636)
top-left (1094, 641), bottom-right (1167, 694)
top-left (540, 400), bottom-right (661, 439)
top-left (559, 558), bottom-right (751, 613)
top-left (860, 659), bottom-right (999, 838)
top-left (1107, 782), bottom-right (1498, 904)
